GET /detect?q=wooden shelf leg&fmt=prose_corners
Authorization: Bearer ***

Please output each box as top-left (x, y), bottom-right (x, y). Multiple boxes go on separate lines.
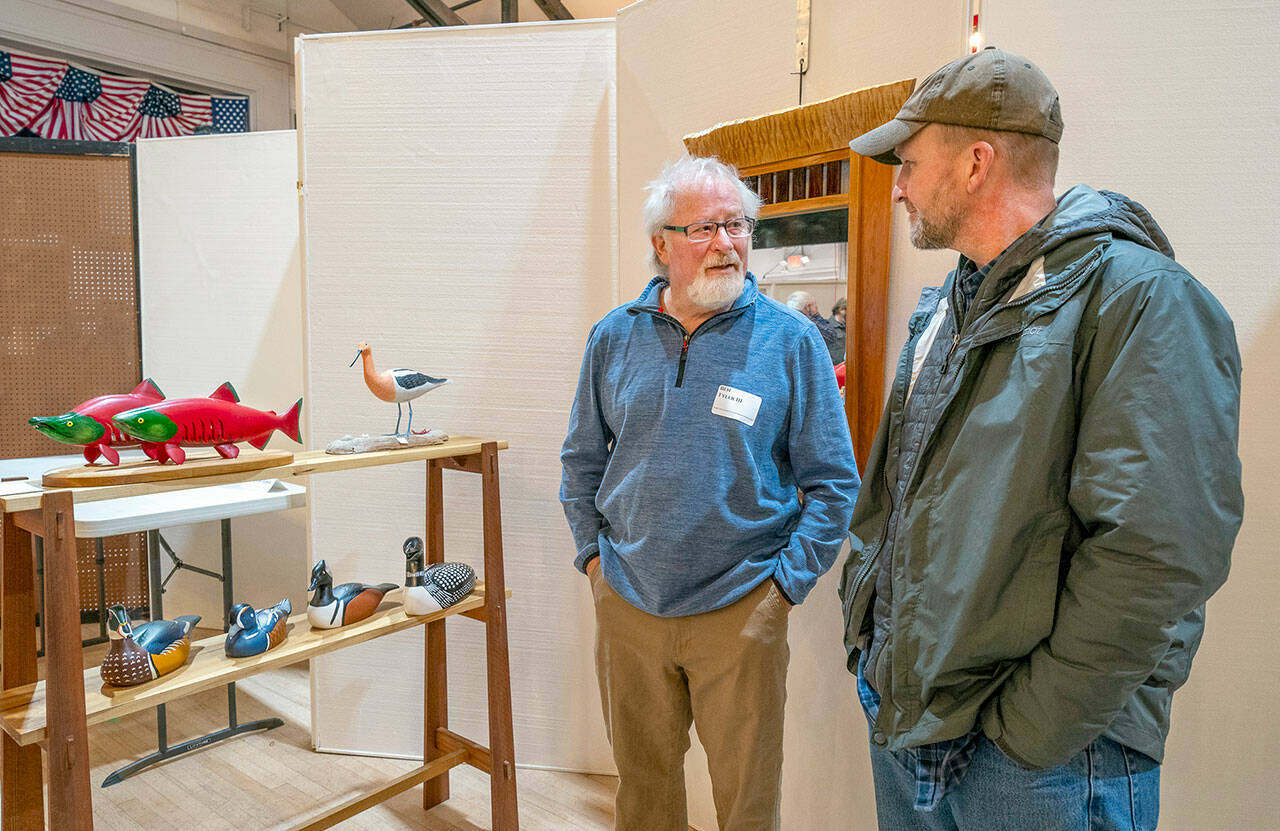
top-left (423, 458), bottom-right (450, 810)
top-left (43, 491), bottom-right (94, 830)
top-left (1, 511), bottom-right (45, 831)
top-left (480, 443), bottom-right (518, 830)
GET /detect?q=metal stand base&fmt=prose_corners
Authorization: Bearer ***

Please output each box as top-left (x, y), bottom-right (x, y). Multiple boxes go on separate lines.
top-left (101, 519), bottom-right (277, 787)
top-left (102, 683), bottom-right (283, 787)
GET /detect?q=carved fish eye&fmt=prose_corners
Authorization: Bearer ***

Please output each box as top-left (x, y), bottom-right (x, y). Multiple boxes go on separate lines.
top-left (137, 417), bottom-right (144, 423)
top-left (65, 421), bottom-right (73, 427)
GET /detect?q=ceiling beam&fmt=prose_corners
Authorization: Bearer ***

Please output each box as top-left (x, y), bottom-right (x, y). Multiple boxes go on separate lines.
top-left (405, 0), bottom-right (466, 27)
top-left (501, 0), bottom-right (517, 23)
top-left (532, 0), bottom-right (574, 19)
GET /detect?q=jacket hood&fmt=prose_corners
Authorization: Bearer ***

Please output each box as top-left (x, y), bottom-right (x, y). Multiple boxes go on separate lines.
top-left (1042, 185), bottom-right (1175, 259)
top-left (967, 185), bottom-right (1176, 287)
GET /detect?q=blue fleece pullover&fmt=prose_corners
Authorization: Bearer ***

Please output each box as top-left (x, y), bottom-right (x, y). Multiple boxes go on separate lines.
top-left (560, 274), bottom-right (860, 617)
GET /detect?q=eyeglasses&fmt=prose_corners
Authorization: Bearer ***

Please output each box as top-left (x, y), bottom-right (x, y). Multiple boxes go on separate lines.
top-left (662, 217), bottom-right (756, 242)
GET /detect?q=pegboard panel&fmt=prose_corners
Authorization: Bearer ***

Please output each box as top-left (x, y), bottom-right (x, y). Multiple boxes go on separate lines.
top-left (0, 149), bottom-right (141, 461)
top-left (74, 535), bottom-right (149, 612)
top-left (0, 145), bottom-right (147, 622)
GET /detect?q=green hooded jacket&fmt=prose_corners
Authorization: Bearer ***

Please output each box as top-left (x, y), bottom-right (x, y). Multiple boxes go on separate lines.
top-left (838, 185), bottom-right (1243, 768)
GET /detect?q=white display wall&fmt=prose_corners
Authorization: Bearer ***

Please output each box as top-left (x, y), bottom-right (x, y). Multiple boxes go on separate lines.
top-left (136, 129), bottom-right (308, 630)
top-left (297, 20), bottom-right (617, 771)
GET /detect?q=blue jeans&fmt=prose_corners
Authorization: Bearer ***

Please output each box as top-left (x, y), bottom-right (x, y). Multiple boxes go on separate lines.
top-left (869, 731), bottom-right (1160, 830)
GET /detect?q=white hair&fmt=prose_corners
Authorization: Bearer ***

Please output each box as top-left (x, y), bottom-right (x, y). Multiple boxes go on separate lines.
top-left (786, 290), bottom-right (817, 314)
top-left (643, 155), bottom-right (763, 276)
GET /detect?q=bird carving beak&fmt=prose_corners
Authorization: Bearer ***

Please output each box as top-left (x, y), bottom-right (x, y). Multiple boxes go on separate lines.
top-left (348, 349), bottom-right (362, 368)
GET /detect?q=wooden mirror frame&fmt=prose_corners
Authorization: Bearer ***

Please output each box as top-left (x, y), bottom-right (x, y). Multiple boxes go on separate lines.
top-left (684, 79), bottom-right (914, 469)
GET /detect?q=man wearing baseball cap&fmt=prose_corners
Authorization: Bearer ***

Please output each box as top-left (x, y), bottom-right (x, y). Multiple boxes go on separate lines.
top-left (838, 48), bottom-right (1242, 829)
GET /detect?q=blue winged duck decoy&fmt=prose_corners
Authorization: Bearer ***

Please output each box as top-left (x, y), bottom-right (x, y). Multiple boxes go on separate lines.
top-left (224, 599), bottom-right (292, 658)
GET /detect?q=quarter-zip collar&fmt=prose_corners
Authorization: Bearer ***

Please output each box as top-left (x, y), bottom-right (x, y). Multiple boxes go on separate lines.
top-left (628, 272), bottom-right (760, 388)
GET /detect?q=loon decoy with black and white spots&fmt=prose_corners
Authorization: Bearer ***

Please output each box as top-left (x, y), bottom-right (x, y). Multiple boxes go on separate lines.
top-left (307, 560), bottom-right (398, 629)
top-left (225, 599), bottom-right (292, 658)
top-left (349, 342), bottom-right (449, 435)
top-left (100, 605), bottom-right (201, 687)
top-left (402, 536), bottom-right (478, 615)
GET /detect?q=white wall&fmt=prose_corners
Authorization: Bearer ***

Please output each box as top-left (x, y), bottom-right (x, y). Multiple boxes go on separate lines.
top-left (1, 0), bottom-right (299, 130)
top-left (297, 20), bottom-right (617, 771)
top-left (979, 3), bottom-right (1280, 829)
top-left (136, 129), bottom-right (307, 629)
top-left (617, 2), bottom-right (961, 827)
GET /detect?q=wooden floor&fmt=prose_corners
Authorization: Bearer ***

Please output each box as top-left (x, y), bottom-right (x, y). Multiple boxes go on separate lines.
top-left (20, 629), bottom-right (619, 830)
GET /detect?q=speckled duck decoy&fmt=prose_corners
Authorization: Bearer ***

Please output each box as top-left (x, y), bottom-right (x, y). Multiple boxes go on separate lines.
top-left (100, 604), bottom-right (201, 687)
top-left (402, 536), bottom-right (477, 615)
top-left (224, 599), bottom-right (292, 658)
top-left (307, 560), bottom-right (397, 629)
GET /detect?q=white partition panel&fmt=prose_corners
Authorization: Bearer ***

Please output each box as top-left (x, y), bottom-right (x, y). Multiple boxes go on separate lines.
top-left (136, 130), bottom-right (308, 629)
top-left (297, 20), bottom-right (616, 771)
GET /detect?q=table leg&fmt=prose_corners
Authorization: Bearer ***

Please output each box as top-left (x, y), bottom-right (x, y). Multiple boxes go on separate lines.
top-left (43, 491), bottom-right (94, 830)
top-left (480, 443), bottom-right (518, 831)
top-left (1, 511), bottom-right (45, 830)
top-left (423, 458), bottom-right (449, 810)
top-left (221, 519), bottom-right (234, 627)
top-left (94, 539), bottom-right (108, 643)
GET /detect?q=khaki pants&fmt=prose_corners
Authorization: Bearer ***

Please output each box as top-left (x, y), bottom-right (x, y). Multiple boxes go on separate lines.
top-left (591, 570), bottom-right (791, 831)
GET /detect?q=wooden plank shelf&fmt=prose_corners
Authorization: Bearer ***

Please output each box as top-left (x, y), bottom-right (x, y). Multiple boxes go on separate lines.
top-left (0, 436), bottom-right (509, 514)
top-left (0, 584), bottom-right (509, 747)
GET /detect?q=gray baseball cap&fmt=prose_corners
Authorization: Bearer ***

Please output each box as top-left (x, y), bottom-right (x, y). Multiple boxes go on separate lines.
top-left (851, 47), bottom-right (1063, 165)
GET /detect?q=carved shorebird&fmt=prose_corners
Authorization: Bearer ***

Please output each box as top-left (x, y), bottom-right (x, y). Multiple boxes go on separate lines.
top-left (349, 342), bottom-right (449, 436)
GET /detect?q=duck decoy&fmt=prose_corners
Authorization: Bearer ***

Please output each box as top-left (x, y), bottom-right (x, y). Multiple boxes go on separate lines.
top-left (100, 604), bottom-right (201, 687)
top-left (349, 342), bottom-right (449, 436)
top-left (307, 560), bottom-right (398, 629)
top-left (402, 536), bottom-right (478, 615)
top-left (225, 599), bottom-right (292, 658)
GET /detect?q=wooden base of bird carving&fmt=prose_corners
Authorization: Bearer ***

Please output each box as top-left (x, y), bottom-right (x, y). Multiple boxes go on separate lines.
top-left (325, 429), bottom-right (449, 455)
top-left (101, 605), bottom-right (201, 687)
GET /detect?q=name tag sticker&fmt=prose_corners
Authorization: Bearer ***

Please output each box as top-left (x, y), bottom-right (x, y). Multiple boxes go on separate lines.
top-left (712, 385), bottom-right (762, 426)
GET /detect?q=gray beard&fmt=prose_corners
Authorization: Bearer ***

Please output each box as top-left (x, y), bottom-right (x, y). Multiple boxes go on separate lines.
top-left (909, 207), bottom-right (962, 250)
top-left (687, 270), bottom-right (744, 310)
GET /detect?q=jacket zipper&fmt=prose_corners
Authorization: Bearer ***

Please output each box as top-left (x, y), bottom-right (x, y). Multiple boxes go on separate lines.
top-left (676, 335), bottom-right (689, 387)
top-left (647, 302), bottom-right (751, 389)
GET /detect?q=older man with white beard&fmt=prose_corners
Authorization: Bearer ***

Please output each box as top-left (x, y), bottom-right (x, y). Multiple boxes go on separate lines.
top-left (560, 155), bottom-right (860, 831)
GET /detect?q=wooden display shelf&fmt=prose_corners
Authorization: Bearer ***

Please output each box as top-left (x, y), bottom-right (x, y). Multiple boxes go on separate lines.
top-left (0, 436), bottom-right (509, 514)
top-left (0, 585), bottom-right (508, 748)
top-left (42, 448), bottom-right (294, 488)
top-left (1, 437), bottom-right (518, 830)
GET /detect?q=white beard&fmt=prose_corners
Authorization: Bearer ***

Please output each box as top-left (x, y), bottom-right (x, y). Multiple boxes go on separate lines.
top-left (686, 259), bottom-right (745, 310)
